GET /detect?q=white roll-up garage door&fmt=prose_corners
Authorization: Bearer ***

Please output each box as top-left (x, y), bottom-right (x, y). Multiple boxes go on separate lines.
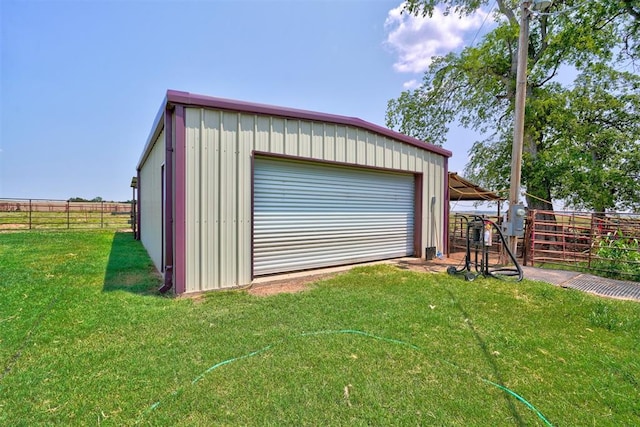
top-left (253, 157), bottom-right (415, 275)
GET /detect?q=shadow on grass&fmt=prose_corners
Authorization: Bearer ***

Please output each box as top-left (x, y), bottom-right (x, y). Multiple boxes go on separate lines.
top-left (445, 286), bottom-right (527, 427)
top-left (103, 231), bottom-right (163, 295)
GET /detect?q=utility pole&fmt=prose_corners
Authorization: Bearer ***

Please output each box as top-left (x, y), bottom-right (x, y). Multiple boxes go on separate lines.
top-left (508, 0), bottom-right (532, 256)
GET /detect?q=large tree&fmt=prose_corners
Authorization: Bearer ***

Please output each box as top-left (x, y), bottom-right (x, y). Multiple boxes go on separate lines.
top-left (548, 64), bottom-right (640, 212)
top-left (386, 0), bottom-right (640, 212)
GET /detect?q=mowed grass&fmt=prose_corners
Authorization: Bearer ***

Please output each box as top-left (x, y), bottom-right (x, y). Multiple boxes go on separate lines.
top-left (1, 231), bottom-right (639, 426)
top-left (0, 210), bottom-right (131, 230)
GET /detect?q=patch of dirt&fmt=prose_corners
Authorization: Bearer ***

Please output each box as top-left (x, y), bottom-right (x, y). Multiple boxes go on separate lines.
top-left (393, 255), bottom-right (464, 274)
top-left (248, 272), bottom-right (338, 297)
top-left (179, 256), bottom-right (466, 298)
top-left (0, 224), bottom-right (29, 231)
top-left (247, 256), bottom-right (465, 296)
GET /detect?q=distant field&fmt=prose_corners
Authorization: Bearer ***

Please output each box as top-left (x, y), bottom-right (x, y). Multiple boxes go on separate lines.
top-left (0, 200), bottom-right (132, 230)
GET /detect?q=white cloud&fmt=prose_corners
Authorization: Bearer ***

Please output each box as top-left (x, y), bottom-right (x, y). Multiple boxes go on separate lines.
top-left (402, 79), bottom-right (420, 89)
top-left (385, 3), bottom-right (491, 74)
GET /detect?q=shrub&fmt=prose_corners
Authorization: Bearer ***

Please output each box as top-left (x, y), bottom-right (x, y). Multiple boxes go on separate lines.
top-left (592, 230), bottom-right (640, 281)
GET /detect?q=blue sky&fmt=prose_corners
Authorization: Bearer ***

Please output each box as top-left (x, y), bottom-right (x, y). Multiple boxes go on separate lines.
top-left (1, 0), bottom-right (492, 203)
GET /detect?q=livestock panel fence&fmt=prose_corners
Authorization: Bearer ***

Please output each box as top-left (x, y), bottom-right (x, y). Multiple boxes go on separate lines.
top-left (526, 209), bottom-right (640, 281)
top-left (448, 213), bottom-right (509, 258)
top-left (448, 210), bottom-right (640, 282)
top-left (0, 198), bottom-right (133, 231)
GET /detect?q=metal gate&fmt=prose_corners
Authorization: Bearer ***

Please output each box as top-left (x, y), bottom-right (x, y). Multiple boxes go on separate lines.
top-left (253, 157), bottom-right (415, 275)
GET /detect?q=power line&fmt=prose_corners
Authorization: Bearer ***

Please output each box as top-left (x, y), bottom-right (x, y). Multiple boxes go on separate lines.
top-left (469, 1), bottom-right (498, 47)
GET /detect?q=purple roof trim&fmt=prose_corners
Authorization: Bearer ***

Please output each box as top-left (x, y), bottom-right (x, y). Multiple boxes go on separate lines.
top-left (166, 90), bottom-right (452, 158)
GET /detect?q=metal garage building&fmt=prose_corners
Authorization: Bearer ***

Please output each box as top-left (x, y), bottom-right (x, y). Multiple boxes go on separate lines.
top-left (136, 90), bottom-right (451, 294)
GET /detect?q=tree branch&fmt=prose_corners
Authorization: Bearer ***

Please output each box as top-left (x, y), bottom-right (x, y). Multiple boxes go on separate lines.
top-left (532, 15), bottom-right (549, 65)
top-left (623, 0), bottom-right (640, 22)
top-left (496, 0), bottom-right (517, 27)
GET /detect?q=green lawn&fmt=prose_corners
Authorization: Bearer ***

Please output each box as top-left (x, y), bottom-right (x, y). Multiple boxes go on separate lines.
top-left (0, 210), bottom-right (131, 230)
top-left (1, 231), bottom-right (639, 425)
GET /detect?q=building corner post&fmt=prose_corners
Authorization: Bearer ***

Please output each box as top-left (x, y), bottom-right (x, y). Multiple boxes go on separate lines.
top-left (159, 104), bottom-right (175, 294)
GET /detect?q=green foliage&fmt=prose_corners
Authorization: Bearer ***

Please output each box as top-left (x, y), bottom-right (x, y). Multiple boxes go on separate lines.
top-left (403, 0), bottom-right (489, 18)
top-left (548, 65), bottom-right (640, 212)
top-left (592, 230), bottom-right (640, 281)
top-left (67, 196), bottom-right (100, 202)
top-left (68, 196), bottom-right (115, 203)
top-left (387, 0), bottom-right (640, 211)
top-left (403, 0), bottom-right (639, 59)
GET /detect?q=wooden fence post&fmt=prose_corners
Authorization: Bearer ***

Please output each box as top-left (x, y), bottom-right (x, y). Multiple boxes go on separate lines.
top-left (101, 201), bottom-right (104, 228)
top-left (67, 201), bottom-right (70, 229)
top-left (29, 199), bottom-right (32, 230)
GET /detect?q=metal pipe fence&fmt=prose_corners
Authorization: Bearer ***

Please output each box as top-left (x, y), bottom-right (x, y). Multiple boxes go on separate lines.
top-left (448, 212), bottom-right (526, 264)
top-left (448, 213), bottom-right (506, 257)
top-left (448, 209), bottom-right (640, 282)
top-left (0, 198), bottom-right (134, 231)
top-left (527, 209), bottom-right (640, 281)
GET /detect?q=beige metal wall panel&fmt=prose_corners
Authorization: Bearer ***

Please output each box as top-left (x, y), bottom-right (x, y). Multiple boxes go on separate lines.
top-left (237, 115), bottom-right (253, 286)
top-left (221, 112), bottom-right (239, 287)
top-left (356, 130), bottom-right (367, 165)
top-left (182, 107), bottom-right (447, 291)
top-left (271, 117), bottom-right (285, 154)
top-left (299, 121), bottom-right (312, 158)
top-left (345, 128), bottom-right (357, 164)
top-left (255, 116), bottom-right (270, 152)
top-left (391, 147), bottom-right (402, 169)
top-left (421, 153), bottom-right (445, 253)
top-left (399, 143), bottom-right (407, 170)
top-left (284, 120), bottom-right (299, 157)
top-left (139, 129), bottom-right (165, 272)
top-left (184, 109), bottom-right (252, 292)
top-left (312, 122), bottom-right (324, 159)
top-left (323, 125), bottom-right (336, 161)
top-left (366, 134), bottom-right (376, 167)
top-left (373, 135), bottom-right (382, 167)
top-left (335, 126), bottom-right (347, 163)
top-left (184, 111), bottom-right (200, 293)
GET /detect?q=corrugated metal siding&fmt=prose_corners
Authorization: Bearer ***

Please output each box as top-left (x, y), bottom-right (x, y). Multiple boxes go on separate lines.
top-left (253, 157), bottom-right (414, 275)
top-left (184, 110), bottom-right (251, 292)
top-left (183, 108), bottom-right (446, 292)
top-left (139, 129), bottom-right (165, 272)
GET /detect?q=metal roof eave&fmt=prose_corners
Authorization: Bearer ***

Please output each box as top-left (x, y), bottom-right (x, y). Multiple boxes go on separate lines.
top-left (448, 172), bottom-right (504, 201)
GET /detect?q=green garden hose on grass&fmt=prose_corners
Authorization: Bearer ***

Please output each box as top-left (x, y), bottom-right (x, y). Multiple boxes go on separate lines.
top-left (138, 329), bottom-right (553, 426)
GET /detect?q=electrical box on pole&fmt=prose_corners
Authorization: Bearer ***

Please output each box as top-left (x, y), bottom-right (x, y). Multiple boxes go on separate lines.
top-left (502, 204), bottom-right (526, 237)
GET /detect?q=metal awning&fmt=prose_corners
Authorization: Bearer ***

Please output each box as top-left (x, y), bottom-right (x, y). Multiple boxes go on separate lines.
top-left (449, 172), bottom-right (503, 201)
